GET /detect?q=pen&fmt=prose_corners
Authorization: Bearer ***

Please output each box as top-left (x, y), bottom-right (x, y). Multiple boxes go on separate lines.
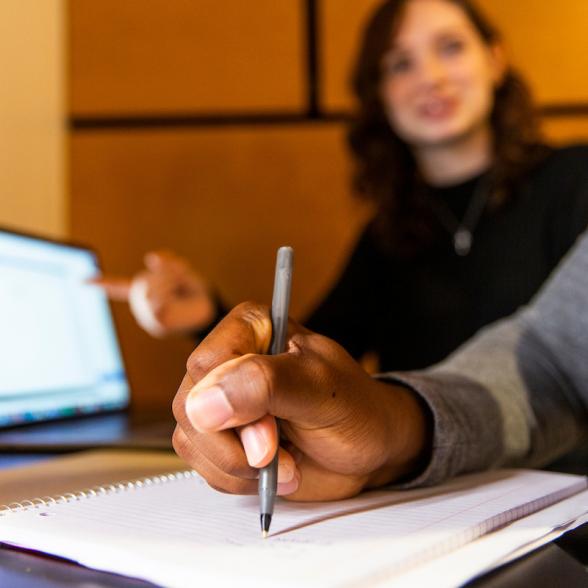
top-left (259, 246), bottom-right (294, 538)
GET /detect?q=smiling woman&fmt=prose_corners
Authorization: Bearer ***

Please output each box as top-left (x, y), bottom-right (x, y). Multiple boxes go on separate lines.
top-left (349, 0), bottom-right (546, 254)
top-left (381, 16), bottom-right (498, 261)
top-left (379, 1), bottom-right (504, 167)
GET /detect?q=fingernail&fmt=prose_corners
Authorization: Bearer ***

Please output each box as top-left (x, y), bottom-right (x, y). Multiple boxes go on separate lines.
top-left (186, 386), bottom-right (234, 431)
top-left (278, 469), bottom-right (300, 496)
top-left (241, 427), bottom-right (269, 467)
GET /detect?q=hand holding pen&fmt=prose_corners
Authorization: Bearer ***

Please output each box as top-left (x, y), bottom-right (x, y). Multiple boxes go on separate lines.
top-left (171, 258), bottom-right (430, 523)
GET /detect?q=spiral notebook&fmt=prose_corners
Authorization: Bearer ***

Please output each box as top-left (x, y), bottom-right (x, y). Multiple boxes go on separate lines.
top-left (0, 469), bottom-right (587, 588)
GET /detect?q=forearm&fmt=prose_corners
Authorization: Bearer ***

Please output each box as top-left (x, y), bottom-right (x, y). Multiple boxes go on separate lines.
top-left (377, 367), bottom-right (505, 487)
top-left (380, 319), bottom-right (585, 487)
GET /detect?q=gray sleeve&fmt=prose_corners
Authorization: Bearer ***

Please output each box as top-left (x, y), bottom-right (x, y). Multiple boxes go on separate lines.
top-left (379, 229), bottom-right (588, 487)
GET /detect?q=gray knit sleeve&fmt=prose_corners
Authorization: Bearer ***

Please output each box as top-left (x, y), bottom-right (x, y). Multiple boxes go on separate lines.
top-left (379, 229), bottom-right (588, 486)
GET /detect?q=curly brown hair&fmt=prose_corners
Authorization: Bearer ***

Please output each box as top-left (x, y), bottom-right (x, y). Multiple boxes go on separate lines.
top-left (348, 0), bottom-right (549, 255)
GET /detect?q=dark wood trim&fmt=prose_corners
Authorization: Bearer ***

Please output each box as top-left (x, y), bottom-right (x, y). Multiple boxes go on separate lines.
top-left (540, 103), bottom-right (588, 117)
top-left (68, 111), bottom-right (350, 131)
top-left (69, 104), bottom-right (588, 132)
top-left (304, 0), bottom-right (321, 118)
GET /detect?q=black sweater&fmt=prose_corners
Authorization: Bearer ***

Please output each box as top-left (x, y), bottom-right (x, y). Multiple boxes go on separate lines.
top-left (306, 145), bottom-right (588, 371)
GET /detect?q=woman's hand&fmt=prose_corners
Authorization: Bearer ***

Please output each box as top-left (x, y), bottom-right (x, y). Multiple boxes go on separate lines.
top-left (92, 250), bottom-right (216, 337)
top-left (172, 302), bottom-right (430, 501)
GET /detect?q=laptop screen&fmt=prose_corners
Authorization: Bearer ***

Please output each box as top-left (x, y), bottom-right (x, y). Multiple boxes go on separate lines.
top-left (0, 229), bottom-right (129, 427)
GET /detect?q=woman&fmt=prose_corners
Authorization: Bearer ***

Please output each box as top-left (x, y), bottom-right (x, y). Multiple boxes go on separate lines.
top-left (98, 0), bottom-right (588, 371)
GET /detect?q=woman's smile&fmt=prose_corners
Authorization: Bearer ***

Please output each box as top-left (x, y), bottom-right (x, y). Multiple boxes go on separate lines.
top-left (415, 94), bottom-right (459, 122)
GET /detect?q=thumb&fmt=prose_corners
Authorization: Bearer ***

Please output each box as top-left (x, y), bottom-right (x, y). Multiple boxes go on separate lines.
top-left (184, 335), bottom-right (337, 434)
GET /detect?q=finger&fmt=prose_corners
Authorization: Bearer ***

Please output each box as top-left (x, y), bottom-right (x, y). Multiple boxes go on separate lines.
top-left (237, 414), bottom-right (279, 468)
top-left (142, 275), bottom-right (181, 313)
top-left (172, 426), bottom-right (299, 495)
top-left (145, 251), bottom-right (211, 298)
top-left (173, 375), bottom-right (297, 487)
top-left (172, 426), bottom-right (257, 494)
top-left (176, 425), bottom-right (258, 480)
top-left (177, 423), bottom-right (296, 487)
top-left (184, 301), bottom-right (274, 385)
top-left (88, 276), bottom-right (132, 300)
top-left (276, 447), bottom-right (300, 496)
top-left (173, 375), bottom-right (260, 481)
top-left (144, 250), bottom-right (190, 277)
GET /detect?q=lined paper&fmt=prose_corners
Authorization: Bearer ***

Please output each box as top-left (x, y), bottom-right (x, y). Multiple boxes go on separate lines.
top-left (0, 469), bottom-right (586, 588)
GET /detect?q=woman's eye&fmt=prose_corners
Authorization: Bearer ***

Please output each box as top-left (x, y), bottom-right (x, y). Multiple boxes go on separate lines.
top-left (440, 39), bottom-right (465, 56)
top-left (383, 57), bottom-right (412, 76)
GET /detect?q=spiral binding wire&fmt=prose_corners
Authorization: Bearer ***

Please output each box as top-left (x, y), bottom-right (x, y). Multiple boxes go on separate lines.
top-left (0, 469), bottom-right (197, 516)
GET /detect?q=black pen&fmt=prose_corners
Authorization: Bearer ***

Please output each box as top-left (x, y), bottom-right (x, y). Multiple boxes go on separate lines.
top-left (259, 246), bottom-right (294, 538)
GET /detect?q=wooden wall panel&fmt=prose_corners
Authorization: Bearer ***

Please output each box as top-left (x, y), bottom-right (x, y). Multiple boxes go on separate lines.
top-left (321, 0), bottom-right (379, 112)
top-left (0, 0), bottom-right (66, 238)
top-left (70, 125), bottom-right (370, 409)
top-left (541, 117), bottom-right (588, 145)
top-left (69, 0), bottom-right (306, 115)
top-left (477, 0), bottom-right (588, 104)
top-left (322, 0), bottom-right (588, 111)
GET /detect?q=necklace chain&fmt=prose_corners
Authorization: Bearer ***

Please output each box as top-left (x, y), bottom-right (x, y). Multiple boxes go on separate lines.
top-left (427, 174), bottom-right (493, 256)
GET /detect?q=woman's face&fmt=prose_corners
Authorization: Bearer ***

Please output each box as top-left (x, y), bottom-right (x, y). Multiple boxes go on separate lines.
top-left (380, 0), bottom-right (504, 150)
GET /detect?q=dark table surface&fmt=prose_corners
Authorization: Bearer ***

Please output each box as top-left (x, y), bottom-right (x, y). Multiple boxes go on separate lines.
top-left (1, 453), bottom-right (587, 588)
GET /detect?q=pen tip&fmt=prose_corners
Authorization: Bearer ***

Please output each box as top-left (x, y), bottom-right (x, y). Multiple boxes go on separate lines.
top-left (260, 513), bottom-right (272, 537)
top-left (262, 530), bottom-right (268, 539)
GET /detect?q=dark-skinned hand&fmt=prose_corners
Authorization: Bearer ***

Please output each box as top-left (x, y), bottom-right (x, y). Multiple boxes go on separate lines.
top-left (172, 302), bottom-right (429, 501)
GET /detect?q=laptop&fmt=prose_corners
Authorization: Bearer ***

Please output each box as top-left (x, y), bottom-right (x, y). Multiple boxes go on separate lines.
top-left (0, 227), bottom-right (174, 451)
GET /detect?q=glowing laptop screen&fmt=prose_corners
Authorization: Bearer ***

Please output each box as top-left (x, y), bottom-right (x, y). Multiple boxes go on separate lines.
top-left (0, 230), bottom-right (129, 427)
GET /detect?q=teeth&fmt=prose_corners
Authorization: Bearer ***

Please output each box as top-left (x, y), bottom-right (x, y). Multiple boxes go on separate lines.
top-left (423, 101), bottom-right (449, 116)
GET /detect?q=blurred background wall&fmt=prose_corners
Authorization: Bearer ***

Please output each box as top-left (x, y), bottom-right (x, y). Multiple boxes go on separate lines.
top-left (0, 0), bottom-right (66, 238)
top-left (2, 1), bottom-right (587, 411)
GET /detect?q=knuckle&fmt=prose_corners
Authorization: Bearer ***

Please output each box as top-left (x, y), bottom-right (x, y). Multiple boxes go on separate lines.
top-left (216, 451), bottom-right (255, 479)
top-left (172, 427), bottom-right (194, 463)
top-left (185, 347), bottom-right (200, 372)
top-left (232, 300), bottom-right (266, 318)
top-left (186, 346), bottom-right (217, 379)
top-left (171, 427), bottom-right (184, 453)
top-left (288, 331), bottom-right (309, 355)
top-left (172, 374), bottom-right (194, 423)
top-left (233, 302), bottom-right (271, 342)
top-left (206, 480), bottom-right (231, 494)
top-left (305, 330), bottom-right (334, 350)
top-left (172, 389), bottom-right (187, 422)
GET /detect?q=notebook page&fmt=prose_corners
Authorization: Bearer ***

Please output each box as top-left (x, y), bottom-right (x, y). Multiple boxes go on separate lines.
top-left (0, 469), bottom-right (585, 588)
top-left (392, 489), bottom-right (588, 588)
